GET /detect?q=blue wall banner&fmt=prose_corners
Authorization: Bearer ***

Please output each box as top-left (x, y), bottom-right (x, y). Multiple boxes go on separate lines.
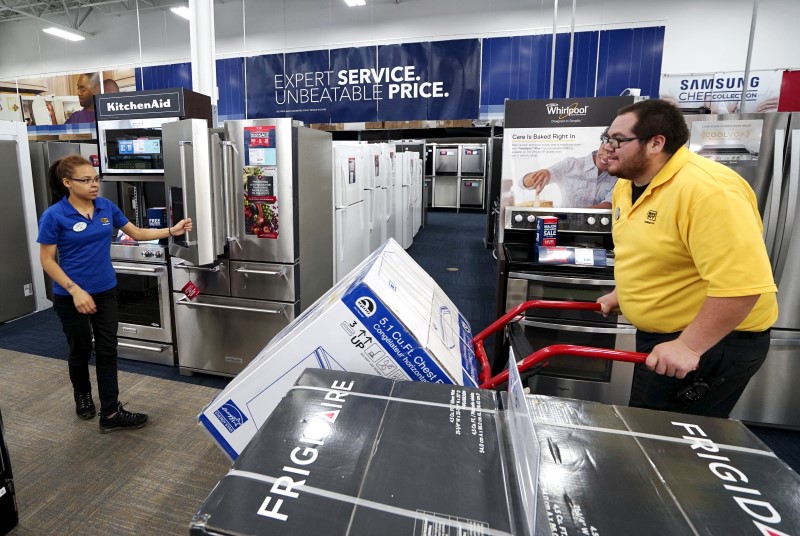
top-left (426, 39), bottom-right (481, 121)
top-left (243, 39), bottom-right (481, 124)
top-left (29, 28), bottom-right (662, 128)
top-left (330, 46), bottom-right (380, 123)
top-left (481, 27), bottom-right (663, 119)
top-left (246, 53), bottom-right (287, 121)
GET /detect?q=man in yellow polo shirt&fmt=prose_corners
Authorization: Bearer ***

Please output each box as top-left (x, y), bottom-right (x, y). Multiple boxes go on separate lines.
top-left (597, 99), bottom-right (777, 418)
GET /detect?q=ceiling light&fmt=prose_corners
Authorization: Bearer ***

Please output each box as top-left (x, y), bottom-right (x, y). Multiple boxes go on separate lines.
top-left (170, 6), bottom-right (191, 20)
top-left (344, 0), bottom-right (366, 6)
top-left (42, 27), bottom-right (85, 41)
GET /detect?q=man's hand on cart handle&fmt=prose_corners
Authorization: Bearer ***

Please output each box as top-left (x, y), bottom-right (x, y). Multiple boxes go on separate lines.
top-left (645, 340), bottom-right (701, 379)
top-left (596, 289), bottom-right (621, 317)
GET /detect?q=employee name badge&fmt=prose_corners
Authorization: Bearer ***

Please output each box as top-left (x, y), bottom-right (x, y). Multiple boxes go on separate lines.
top-left (181, 280), bottom-right (200, 301)
top-left (72, 222), bottom-right (87, 232)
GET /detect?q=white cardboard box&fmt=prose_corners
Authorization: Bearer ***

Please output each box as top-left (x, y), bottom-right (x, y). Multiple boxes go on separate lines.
top-left (199, 238), bottom-right (477, 459)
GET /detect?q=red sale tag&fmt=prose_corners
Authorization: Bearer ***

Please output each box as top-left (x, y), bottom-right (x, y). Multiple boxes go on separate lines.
top-left (181, 280), bottom-right (200, 301)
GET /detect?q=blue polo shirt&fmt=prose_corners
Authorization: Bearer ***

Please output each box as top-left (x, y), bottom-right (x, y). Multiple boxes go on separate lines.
top-left (37, 196), bottom-right (129, 296)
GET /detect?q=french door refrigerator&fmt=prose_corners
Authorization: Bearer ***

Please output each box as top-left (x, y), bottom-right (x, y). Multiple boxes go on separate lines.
top-left (684, 112), bottom-right (800, 428)
top-left (164, 118), bottom-right (333, 376)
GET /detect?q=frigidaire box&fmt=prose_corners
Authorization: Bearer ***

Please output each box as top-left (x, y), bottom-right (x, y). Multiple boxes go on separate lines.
top-left (199, 238), bottom-right (477, 460)
top-left (194, 369), bottom-right (800, 536)
top-left (191, 369), bottom-right (518, 536)
top-left (526, 396), bottom-right (800, 535)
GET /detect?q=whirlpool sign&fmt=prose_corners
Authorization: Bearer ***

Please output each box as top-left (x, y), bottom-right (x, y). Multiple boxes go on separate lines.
top-left (245, 40), bottom-right (481, 124)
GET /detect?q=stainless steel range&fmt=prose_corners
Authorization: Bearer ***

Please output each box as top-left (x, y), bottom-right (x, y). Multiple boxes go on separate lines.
top-left (496, 207), bottom-right (636, 405)
top-left (110, 241), bottom-right (175, 366)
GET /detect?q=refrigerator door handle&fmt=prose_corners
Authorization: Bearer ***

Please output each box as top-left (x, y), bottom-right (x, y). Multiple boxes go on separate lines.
top-left (178, 140), bottom-right (193, 245)
top-left (234, 266), bottom-right (287, 277)
top-left (337, 210), bottom-right (345, 262)
top-left (175, 296), bottom-right (287, 315)
top-left (763, 129), bottom-right (785, 258)
top-left (772, 129), bottom-right (800, 283)
top-left (221, 140), bottom-right (240, 243)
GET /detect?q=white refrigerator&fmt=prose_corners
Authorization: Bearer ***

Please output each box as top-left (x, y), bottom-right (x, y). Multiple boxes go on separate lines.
top-left (364, 144), bottom-right (386, 255)
top-left (333, 144), bottom-right (369, 282)
top-left (384, 144), bottom-right (398, 244)
top-left (393, 150), bottom-right (414, 249)
top-left (409, 154), bottom-right (423, 237)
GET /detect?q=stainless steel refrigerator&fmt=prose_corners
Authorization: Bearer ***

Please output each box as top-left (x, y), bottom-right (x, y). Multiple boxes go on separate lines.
top-left (685, 112), bottom-right (800, 428)
top-left (163, 118), bottom-right (333, 377)
top-left (0, 140), bottom-right (36, 323)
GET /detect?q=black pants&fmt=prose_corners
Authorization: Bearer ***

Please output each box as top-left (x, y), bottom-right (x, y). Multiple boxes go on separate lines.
top-left (629, 329), bottom-right (770, 418)
top-left (53, 288), bottom-right (119, 415)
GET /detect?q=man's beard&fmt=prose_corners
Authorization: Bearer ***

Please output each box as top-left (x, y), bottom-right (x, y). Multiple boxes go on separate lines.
top-left (609, 146), bottom-right (649, 181)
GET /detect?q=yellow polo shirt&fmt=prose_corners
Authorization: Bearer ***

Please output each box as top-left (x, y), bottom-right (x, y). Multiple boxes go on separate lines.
top-left (612, 146), bottom-right (778, 333)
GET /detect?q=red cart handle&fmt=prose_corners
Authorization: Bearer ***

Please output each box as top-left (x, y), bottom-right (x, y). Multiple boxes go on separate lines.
top-left (472, 300), bottom-right (647, 387)
top-left (479, 344), bottom-right (647, 390)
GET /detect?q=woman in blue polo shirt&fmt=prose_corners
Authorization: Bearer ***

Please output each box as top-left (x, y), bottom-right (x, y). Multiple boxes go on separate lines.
top-left (38, 155), bottom-right (192, 433)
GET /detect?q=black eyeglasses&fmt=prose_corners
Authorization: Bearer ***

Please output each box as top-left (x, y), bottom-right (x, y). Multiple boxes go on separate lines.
top-left (70, 176), bottom-right (102, 185)
top-left (600, 131), bottom-right (642, 149)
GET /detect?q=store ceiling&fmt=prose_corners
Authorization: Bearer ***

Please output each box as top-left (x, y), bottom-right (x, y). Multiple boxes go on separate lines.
top-left (0, 0), bottom-right (192, 28)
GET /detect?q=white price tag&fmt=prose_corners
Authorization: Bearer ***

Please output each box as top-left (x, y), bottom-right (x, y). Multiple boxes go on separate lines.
top-left (574, 248), bottom-right (594, 265)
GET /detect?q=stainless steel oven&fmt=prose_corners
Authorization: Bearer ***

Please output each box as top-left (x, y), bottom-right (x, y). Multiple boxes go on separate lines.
top-left (499, 207), bottom-right (635, 405)
top-left (111, 242), bottom-right (175, 366)
top-left (505, 269), bottom-right (636, 405)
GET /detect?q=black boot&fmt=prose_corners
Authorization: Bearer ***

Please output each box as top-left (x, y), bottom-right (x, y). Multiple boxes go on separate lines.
top-left (74, 390), bottom-right (96, 420)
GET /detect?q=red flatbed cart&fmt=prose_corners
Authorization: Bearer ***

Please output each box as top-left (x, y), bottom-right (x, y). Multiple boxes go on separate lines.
top-left (471, 300), bottom-right (648, 390)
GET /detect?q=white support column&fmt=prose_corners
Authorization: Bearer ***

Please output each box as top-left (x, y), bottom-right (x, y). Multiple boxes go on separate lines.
top-left (189, 0), bottom-right (218, 123)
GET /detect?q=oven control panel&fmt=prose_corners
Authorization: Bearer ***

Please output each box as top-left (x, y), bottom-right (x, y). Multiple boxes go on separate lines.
top-left (505, 207), bottom-right (612, 233)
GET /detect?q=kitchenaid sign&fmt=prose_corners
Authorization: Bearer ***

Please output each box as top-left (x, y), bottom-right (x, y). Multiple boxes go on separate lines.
top-left (96, 90), bottom-right (183, 119)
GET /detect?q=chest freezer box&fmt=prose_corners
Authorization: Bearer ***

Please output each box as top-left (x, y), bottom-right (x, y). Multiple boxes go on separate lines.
top-left (199, 238), bottom-right (478, 460)
top-left (525, 396), bottom-right (800, 536)
top-left (191, 369), bottom-right (517, 536)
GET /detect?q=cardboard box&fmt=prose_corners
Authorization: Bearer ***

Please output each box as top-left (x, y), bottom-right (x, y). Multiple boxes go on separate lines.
top-left (193, 370), bottom-right (800, 536)
top-left (438, 119), bottom-right (474, 128)
top-left (364, 122), bottom-right (384, 129)
top-left (199, 238), bottom-right (477, 459)
top-left (537, 246), bottom-right (607, 266)
top-left (0, 410), bottom-right (18, 536)
top-left (191, 369), bottom-right (516, 536)
top-left (384, 120), bottom-right (426, 130)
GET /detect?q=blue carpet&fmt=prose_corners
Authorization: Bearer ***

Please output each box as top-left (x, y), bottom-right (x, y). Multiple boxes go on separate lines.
top-left (407, 210), bottom-right (497, 335)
